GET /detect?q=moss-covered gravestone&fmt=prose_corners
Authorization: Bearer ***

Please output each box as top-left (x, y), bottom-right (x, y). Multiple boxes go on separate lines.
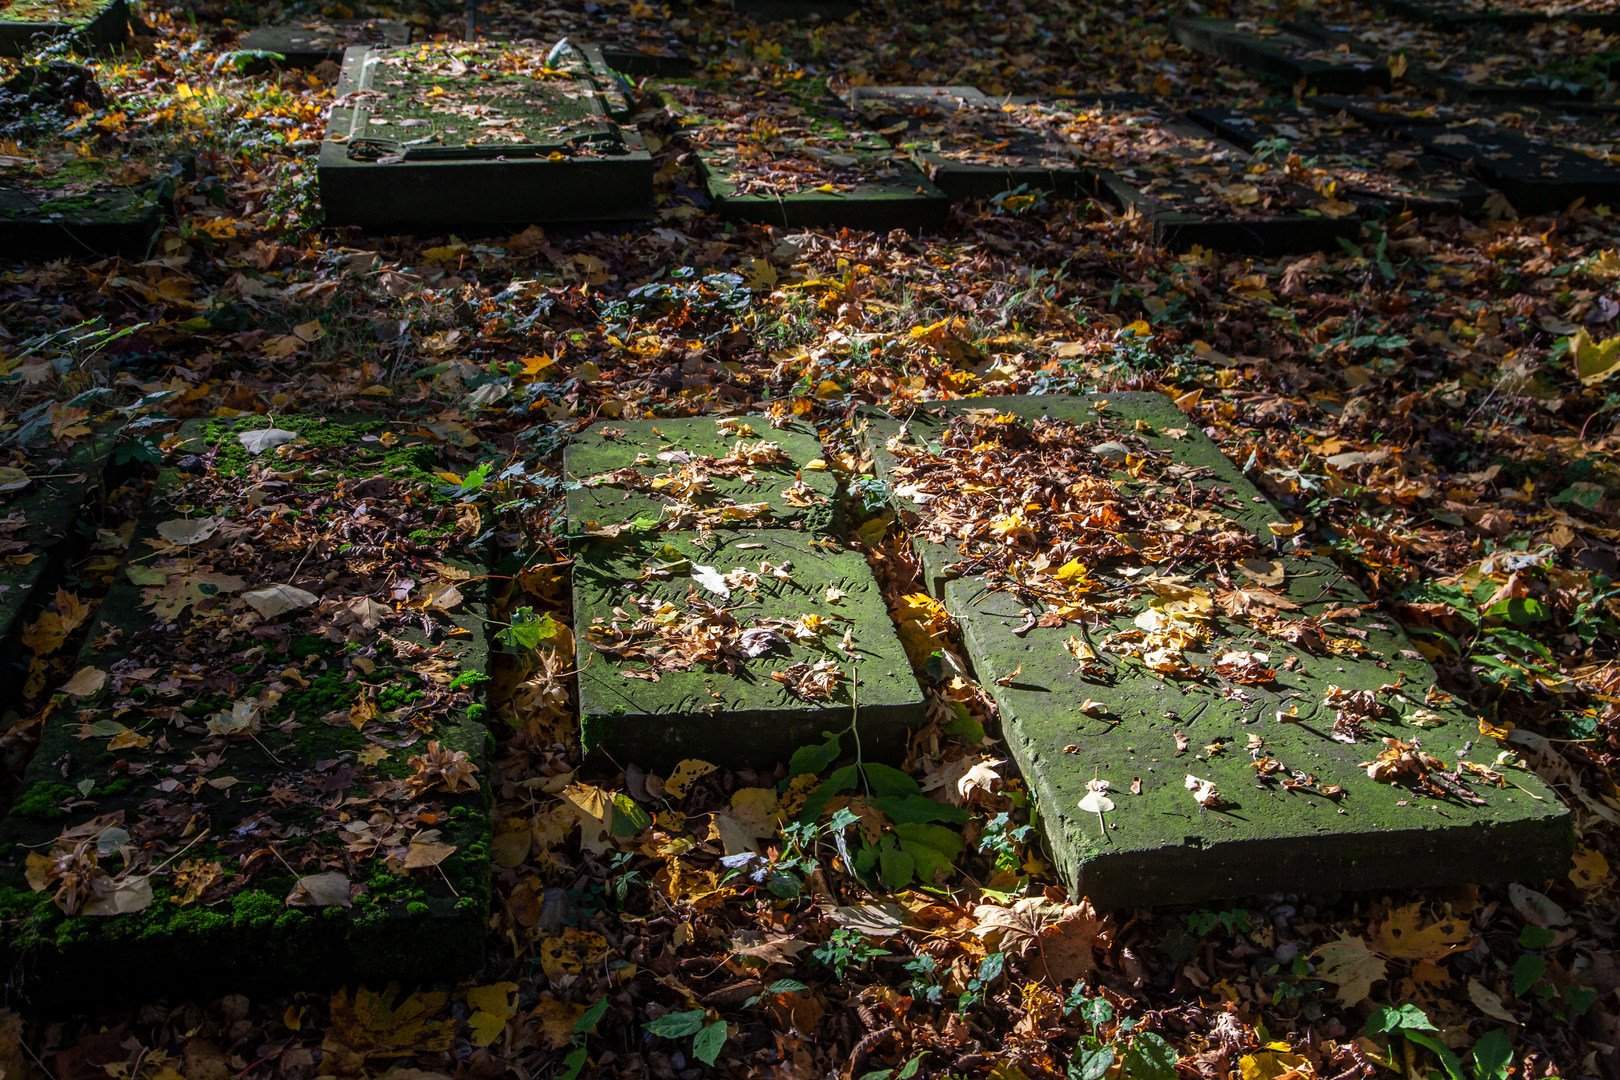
top-left (0, 417), bottom-right (494, 1004)
top-left (318, 40), bottom-right (653, 230)
top-left (661, 79), bottom-right (948, 230)
top-left (1186, 105), bottom-right (1491, 216)
top-left (0, 0), bottom-right (124, 56)
top-left (1169, 18), bottom-right (1391, 93)
top-left (861, 394), bottom-right (1570, 908)
top-left (1311, 94), bottom-right (1620, 215)
top-left (565, 417), bottom-right (925, 769)
top-left (1039, 98), bottom-right (1362, 255)
top-left (848, 86), bottom-right (1099, 200)
top-left (239, 19), bottom-right (410, 67)
top-left (0, 144), bottom-right (178, 258)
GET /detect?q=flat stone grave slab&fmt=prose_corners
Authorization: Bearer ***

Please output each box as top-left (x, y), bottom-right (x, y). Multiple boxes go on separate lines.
top-left (860, 394), bottom-right (1570, 908)
top-left (564, 416), bottom-right (840, 535)
top-left (1290, 16), bottom-right (1608, 104)
top-left (0, 417), bottom-right (495, 1006)
top-left (1380, 0), bottom-right (1620, 31)
top-left (464, 0), bottom-right (694, 76)
top-left (1310, 94), bottom-right (1620, 214)
top-left (0, 0), bottom-right (124, 56)
top-left (1186, 105), bottom-right (1491, 215)
top-left (318, 40), bottom-right (653, 231)
top-left (1058, 98), bottom-right (1361, 255)
top-left (0, 143), bottom-right (178, 258)
top-left (239, 18), bottom-right (410, 67)
top-left (573, 530), bottom-right (925, 770)
top-left (1168, 18), bottom-right (1391, 93)
top-left (0, 422), bottom-right (124, 706)
top-left (660, 78), bottom-right (949, 231)
top-left (848, 86), bottom-right (1099, 200)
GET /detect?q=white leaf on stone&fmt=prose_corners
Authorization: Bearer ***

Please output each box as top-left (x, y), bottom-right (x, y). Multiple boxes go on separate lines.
top-left (1185, 774), bottom-right (1220, 807)
top-left (691, 564), bottom-right (731, 599)
top-left (287, 871), bottom-right (352, 908)
top-left (1090, 441), bottom-right (1129, 462)
top-left (242, 584), bottom-right (320, 618)
top-left (1078, 789), bottom-right (1115, 814)
top-left (156, 516), bottom-right (222, 545)
top-left (238, 428), bottom-right (298, 455)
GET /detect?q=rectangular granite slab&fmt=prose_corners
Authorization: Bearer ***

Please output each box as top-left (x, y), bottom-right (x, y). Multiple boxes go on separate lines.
top-left (318, 40), bottom-right (653, 229)
top-left (861, 394), bottom-right (1571, 907)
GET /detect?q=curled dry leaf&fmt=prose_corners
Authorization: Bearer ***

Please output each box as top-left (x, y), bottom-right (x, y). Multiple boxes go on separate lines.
top-left (1184, 774), bottom-right (1220, 807)
top-left (406, 741), bottom-right (480, 796)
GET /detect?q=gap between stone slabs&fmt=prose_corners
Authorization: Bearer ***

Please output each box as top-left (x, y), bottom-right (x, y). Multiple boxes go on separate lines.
top-left (0, 417), bottom-right (495, 1006)
top-left (859, 393), bottom-right (1571, 907)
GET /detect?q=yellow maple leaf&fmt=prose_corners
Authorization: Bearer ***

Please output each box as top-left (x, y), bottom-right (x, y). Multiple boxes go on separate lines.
top-left (664, 759), bottom-right (718, 800)
top-left (1312, 933), bottom-right (1387, 1006)
top-left (466, 982), bottom-right (518, 1047)
top-left (1368, 902), bottom-right (1474, 960)
top-left (1571, 846), bottom-right (1610, 890)
top-left (324, 984), bottom-right (453, 1059)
